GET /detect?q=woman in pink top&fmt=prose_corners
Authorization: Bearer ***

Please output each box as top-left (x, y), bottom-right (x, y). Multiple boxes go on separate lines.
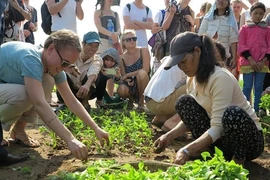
top-left (238, 2), bottom-right (270, 113)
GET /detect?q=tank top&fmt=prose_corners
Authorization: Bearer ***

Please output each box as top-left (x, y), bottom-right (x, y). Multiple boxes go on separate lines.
top-left (99, 13), bottom-right (117, 39)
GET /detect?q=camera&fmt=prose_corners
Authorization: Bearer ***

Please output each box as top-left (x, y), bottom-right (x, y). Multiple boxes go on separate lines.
top-left (169, 0), bottom-right (177, 7)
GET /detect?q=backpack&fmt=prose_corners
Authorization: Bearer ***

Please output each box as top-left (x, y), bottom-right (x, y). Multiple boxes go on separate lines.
top-left (41, 0), bottom-right (61, 35)
top-left (148, 10), bottom-right (167, 61)
top-left (126, 3), bottom-right (149, 19)
top-left (148, 9), bottom-right (165, 48)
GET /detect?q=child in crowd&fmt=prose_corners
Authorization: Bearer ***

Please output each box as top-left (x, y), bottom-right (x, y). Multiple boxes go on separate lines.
top-left (238, 2), bottom-right (270, 113)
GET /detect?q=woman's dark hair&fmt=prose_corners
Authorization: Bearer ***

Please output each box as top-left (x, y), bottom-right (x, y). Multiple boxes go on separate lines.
top-left (250, 2), bottom-right (266, 13)
top-left (95, 0), bottom-right (105, 10)
top-left (196, 35), bottom-right (221, 84)
top-left (214, 0), bottom-right (230, 17)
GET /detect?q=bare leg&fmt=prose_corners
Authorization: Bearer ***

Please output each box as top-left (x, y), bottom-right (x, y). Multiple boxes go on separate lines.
top-left (106, 79), bottom-right (114, 97)
top-left (136, 70), bottom-right (149, 106)
top-left (162, 114), bottom-right (181, 132)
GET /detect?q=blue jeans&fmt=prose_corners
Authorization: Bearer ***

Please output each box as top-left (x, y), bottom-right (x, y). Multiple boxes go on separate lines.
top-left (243, 72), bottom-right (266, 112)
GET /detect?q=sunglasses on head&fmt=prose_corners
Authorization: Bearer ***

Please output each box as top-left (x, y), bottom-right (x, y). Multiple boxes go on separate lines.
top-left (124, 37), bottom-right (137, 42)
top-left (55, 49), bottom-right (73, 68)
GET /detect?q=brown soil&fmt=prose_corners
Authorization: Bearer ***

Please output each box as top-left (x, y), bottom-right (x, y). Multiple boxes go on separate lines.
top-left (0, 122), bottom-right (270, 180)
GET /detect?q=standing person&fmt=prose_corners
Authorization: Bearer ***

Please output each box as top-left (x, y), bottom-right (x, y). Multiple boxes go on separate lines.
top-left (94, 0), bottom-right (121, 54)
top-left (117, 29), bottom-right (150, 110)
top-left (231, 0), bottom-right (243, 29)
top-left (194, 2), bottom-right (212, 33)
top-left (122, 0), bottom-right (153, 48)
top-left (231, 0), bottom-right (243, 80)
top-left (0, 30), bottom-right (109, 160)
top-left (162, 0), bottom-right (195, 55)
top-left (0, 0), bottom-right (30, 166)
top-left (239, 0), bottom-right (258, 27)
top-left (149, 0), bottom-right (168, 74)
top-left (94, 0), bottom-right (122, 98)
top-left (3, 0), bottom-right (31, 42)
top-left (47, 0), bottom-right (84, 33)
top-left (23, 0), bottom-right (37, 45)
top-left (238, 2), bottom-right (270, 113)
top-left (198, 0), bottom-right (238, 75)
top-left (262, 13), bottom-right (270, 100)
top-left (155, 32), bottom-right (264, 166)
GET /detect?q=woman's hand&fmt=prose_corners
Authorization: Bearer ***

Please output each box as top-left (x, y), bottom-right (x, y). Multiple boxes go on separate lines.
top-left (23, 29), bottom-right (31, 38)
top-left (76, 85), bottom-right (89, 99)
top-left (29, 22), bottom-right (36, 31)
top-left (169, 4), bottom-right (177, 14)
top-left (257, 57), bottom-right (266, 71)
top-left (114, 67), bottom-right (121, 78)
top-left (248, 57), bottom-right (259, 71)
top-left (229, 57), bottom-right (237, 70)
top-left (121, 74), bottom-right (129, 81)
top-left (94, 127), bottom-right (110, 146)
top-left (154, 134), bottom-right (171, 153)
top-left (174, 148), bottom-right (189, 165)
top-left (111, 32), bottom-right (118, 44)
top-left (185, 15), bottom-right (194, 26)
top-left (67, 138), bottom-right (88, 160)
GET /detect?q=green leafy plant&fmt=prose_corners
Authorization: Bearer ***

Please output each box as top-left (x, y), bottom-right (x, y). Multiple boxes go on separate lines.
top-left (48, 147), bottom-right (249, 180)
top-left (40, 109), bottom-right (153, 156)
top-left (260, 94), bottom-right (270, 111)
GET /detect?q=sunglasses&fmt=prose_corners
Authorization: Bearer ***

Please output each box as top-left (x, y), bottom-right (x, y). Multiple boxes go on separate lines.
top-left (55, 49), bottom-right (73, 68)
top-left (123, 37), bottom-right (137, 42)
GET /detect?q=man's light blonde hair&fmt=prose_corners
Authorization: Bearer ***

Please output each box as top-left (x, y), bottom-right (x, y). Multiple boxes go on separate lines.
top-left (44, 29), bottom-right (82, 52)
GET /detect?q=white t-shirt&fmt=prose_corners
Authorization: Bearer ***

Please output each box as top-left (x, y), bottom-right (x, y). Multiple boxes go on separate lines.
top-left (144, 56), bottom-right (186, 102)
top-left (122, 3), bottom-right (153, 47)
top-left (153, 10), bottom-right (164, 25)
top-left (51, 0), bottom-right (77, 33)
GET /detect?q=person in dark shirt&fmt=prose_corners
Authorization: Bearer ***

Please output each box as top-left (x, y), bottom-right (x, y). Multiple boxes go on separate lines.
top-left (23, 0), bottom-right (37, 44)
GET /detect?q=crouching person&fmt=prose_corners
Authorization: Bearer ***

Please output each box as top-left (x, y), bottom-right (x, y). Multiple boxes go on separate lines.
top-left (144, 56), bottom-right (186, 132)
top-left (0, 30), bottom-right (109, 162)
top-left (155, 32), bottom-right (264, 166)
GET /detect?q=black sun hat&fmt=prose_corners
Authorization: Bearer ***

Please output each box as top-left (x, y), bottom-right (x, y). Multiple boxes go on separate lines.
top-left (164, 32), bottom-right (202, 70)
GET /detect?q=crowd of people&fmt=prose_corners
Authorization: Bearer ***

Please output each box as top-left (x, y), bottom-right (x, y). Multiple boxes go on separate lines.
top-left (0, 0), bottom-right (269, 168)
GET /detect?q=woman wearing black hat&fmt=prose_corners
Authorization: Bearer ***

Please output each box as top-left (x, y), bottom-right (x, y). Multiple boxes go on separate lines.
top-left (154, 32), bottom-right (264, 166)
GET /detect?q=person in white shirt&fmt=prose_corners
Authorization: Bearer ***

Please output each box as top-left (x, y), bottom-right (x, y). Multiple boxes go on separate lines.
top-left (155, 32), bottom-right (264, 166)
top-left (47, 0), bottom-right (84, 33)
top-left (122, 0), bottom-right (153, 47)
top-left (144, 56), bottom-right (186, 132)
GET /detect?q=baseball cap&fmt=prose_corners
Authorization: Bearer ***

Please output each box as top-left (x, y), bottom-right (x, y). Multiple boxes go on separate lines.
top-left (83, 31), bottom-right (101, 44)
top-left (164, 32), bottom-right (202, 70)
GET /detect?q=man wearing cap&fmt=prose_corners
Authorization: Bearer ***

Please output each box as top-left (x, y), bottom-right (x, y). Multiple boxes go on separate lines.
top-left (56, 31), bottom-right (103, 109)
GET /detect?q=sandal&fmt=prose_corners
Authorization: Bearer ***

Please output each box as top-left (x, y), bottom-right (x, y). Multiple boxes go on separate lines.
top-left (9, 130), bottom-right (40, 148)
top-left (1, 139), bottom-right (9, 147)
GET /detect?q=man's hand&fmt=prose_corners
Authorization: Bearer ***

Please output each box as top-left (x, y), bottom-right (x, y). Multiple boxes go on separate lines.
top-left (76, 85), bottom-right (90, 99)
top-left (67, 66), bottom-right (81, 77)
